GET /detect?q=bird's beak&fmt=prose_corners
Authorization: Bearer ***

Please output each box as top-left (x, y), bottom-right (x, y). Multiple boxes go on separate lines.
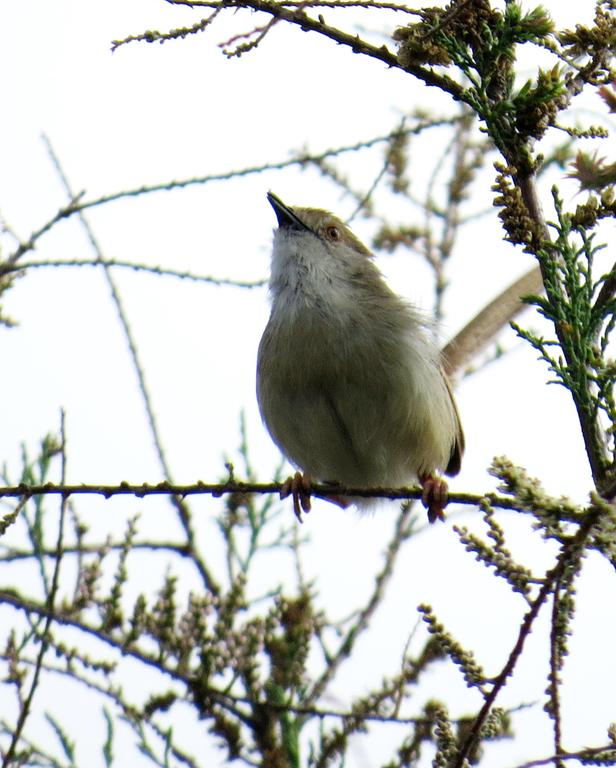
top-left (267, 192), bottom-right (309, 231)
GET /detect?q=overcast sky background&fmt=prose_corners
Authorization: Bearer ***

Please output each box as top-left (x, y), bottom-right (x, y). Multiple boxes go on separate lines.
top-left (1, 1), bottom-right (615, 766)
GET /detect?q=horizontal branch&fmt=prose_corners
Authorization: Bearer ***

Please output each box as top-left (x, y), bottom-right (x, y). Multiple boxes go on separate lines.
top-left (0, 258), bottom-right (266, 289)
top-left (245, 0), bottom-right (422, 11)
top-left (0, 479), bottom-right (574, 517)
top-left (4, 120), bottom-right (456, 266)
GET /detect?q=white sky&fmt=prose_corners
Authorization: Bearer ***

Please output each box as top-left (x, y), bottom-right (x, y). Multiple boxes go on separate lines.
top-left (1, 1), bottom-right (615, 766)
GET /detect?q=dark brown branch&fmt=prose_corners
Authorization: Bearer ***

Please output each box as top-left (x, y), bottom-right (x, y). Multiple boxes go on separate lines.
top-left (166, 0), bottom-right (465, 99)
top-left (0, 479), bottom-right (581, 519)
top-left (454, 506), bottom-right (601, 767)
top-left (178, 0), bottom-right (422, 12)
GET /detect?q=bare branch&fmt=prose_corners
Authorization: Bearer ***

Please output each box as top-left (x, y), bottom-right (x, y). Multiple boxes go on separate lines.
top-left (4, 122), bottom-right (456, 265)
top-left (2, 413), bottom-right (69, 768)
top-left (0, 258), bottom-right (266, 289)
top-left (144, 0), bottom-right (466, 98)
top-left (0, 479), bottom-right (585, 521)
top-left (42, 136), bottom-right (221, 597)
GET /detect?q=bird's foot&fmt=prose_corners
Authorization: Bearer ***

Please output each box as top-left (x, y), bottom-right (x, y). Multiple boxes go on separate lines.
top-left (280, 474), bottom-right (352, 522)
top-left (280, 471), bottom-right (313, 523)
top-left (419, 474), bottom-right (449, 523)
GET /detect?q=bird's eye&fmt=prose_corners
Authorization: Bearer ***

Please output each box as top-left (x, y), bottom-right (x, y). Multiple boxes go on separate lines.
top-left (326, 226), bottom-right (341, 241)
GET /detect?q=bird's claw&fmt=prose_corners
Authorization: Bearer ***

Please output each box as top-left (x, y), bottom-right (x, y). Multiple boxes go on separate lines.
top-left (420, 474), bottom-right (449, 523)
top-left (280, 471), bottom-right (312, 523)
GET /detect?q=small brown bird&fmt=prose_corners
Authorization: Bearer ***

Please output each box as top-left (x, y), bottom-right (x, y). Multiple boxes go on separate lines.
top-left (257, 192), bottom-right (464, 522)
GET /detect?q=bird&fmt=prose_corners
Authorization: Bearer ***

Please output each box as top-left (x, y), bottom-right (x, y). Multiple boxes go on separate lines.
top-left (257, 191), bottom-right (464, 523)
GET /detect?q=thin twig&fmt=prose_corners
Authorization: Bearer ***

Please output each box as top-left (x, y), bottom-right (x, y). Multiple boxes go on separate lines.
top-left (346, 151), bottom-right (391, 223)
top-left (0, 644), bottom-right (513, 731)
top-left (41, 136), bottom-right (220, 597)
top-left (422, 115), bottom-right (464, 319)
top-left (304, 504), bottom-right (415, 709)
top-left (548, 582), bottom-right (564, 768)
top-left (5, 195), bottom-right (84, 265)
top-left (163, 0), bottom-right (466, 100)
top-left (512, 744), bottom-right (616, 768)
top-left (0, 258), bottom-right (266, 288)
top-left (2, 412), bottom-right (69, 767)
top-left (0, 541), bottom-right (193, 563)
top-left (436, 112), bottom-right (479, 300)
top-left (5, 123), bottom-right (455, 266)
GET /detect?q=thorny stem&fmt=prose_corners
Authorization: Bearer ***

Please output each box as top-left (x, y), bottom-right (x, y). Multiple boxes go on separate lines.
top-left (0, 480), bottom-right (586, 522)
